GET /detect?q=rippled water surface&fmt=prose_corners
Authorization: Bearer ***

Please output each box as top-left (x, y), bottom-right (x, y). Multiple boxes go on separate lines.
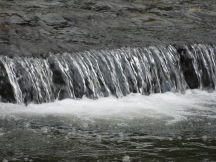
top-left (0, 90), bottom-right (216, 161)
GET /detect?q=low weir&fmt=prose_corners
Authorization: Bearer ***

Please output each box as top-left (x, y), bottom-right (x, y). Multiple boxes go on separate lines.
top-left (0, 44), bottom-right (215, 104)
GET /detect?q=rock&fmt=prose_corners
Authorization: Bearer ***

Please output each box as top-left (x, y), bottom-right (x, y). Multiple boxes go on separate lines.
top-left (8, 15), bottom-right (25, 24)
top-left (39, 13), bottom-right (67, 26)
top-left (0, 61), bottom-right (16, 103)
top-left (0, 0), bottom-right (215, 57)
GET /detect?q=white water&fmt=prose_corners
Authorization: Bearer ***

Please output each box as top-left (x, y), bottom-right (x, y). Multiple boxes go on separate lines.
top-left (1, 44), bottom-right (216, 104)
top-left (0, 90), bottom-right (216, 122)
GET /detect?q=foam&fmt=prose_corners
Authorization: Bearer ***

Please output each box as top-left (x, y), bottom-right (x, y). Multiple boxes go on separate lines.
top-left (0, 90), bottom-right (216, 122)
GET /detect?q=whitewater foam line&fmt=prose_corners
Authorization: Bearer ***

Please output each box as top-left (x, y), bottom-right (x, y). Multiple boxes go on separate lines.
top-left (0, 90), bottom-right (216, 122)
top-left (0, 44), bottom-right (216, 104)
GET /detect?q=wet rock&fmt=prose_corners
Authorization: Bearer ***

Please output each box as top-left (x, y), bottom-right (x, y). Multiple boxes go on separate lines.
top-left (0, 0), bottom-right (215, 57)
top-left (0, 61), bottom-right (16, 103)
top-left (177, 45), bottom-right (199, 89)
top-left (39, 13), bottom-right (67, 26)
top-left (8, 15), bottom-right (25, 25)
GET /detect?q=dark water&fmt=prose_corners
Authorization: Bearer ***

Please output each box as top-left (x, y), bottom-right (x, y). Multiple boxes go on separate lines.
top-left (0, 90), bottom-right (216, 161)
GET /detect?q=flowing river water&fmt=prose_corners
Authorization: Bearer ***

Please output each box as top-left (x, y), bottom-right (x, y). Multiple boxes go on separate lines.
top-left (0, 90), bottom-right (216, 161)
top-left (1, 0), bottom-right (216, 161)
top-left (0, 44), bottom-right (216, 161)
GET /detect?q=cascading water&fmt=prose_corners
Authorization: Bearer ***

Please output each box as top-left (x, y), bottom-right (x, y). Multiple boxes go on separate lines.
top-left (0, 44), bottom-right (215, 104)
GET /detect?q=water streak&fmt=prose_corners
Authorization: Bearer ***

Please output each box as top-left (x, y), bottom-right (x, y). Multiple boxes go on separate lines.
top-left (0, 44), bottom-right (215, 104)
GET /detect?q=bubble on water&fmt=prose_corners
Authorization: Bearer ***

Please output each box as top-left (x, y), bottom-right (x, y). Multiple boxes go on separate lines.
top-left (202, 135), bottom-right (208, 142)
top-left (2, 159), bottom-right (8, 162)
top-left (118, 132), bottom-right (124, 142)
top-left (24, 122), bottom-right (30, 128)
top-left (65, 135), bottom-right (69, 140)
top-left (41, 127), bottom-right (48, 133)
top-left (177, 136), bottom-right (182, 140)
top-left (119, 132), bottom-right (124, 138)
top-left (72, 127), bottom-right (76, 132)
top-left (12, 158), bottom-right (17, 161)
top-left (0, 128), bottom-right (5, 136)
top-left (82, 122), bottom-right (88, 128)
top-left (0, 132), bottom-right (5, 136)
top-left (117, 123), bottom-right (129, 127)
top-left (168, 137), bottom-right (173, 141)
top-left (96, 135), bottom-right (102, 142)
top-left (122, 155), bottom-right (130, 162)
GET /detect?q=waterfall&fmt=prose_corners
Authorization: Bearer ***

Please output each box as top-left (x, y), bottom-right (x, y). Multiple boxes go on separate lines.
top-left (0, 44), bottom-right (215, 104)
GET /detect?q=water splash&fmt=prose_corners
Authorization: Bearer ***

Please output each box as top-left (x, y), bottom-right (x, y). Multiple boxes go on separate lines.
top-left (0, 44), bottom-right (215, 104)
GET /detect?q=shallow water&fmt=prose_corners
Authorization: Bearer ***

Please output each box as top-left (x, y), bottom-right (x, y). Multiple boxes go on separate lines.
top-left (0, 90), bottom-right (216, 161)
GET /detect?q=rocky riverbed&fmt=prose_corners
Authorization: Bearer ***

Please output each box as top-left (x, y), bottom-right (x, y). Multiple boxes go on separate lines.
top-left (0, 0), bottom-right (216, 57)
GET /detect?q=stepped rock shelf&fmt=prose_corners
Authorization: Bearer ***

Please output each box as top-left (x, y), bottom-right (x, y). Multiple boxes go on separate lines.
top-left (1, 0), bottom-right (216, 57)
top-left (0, 44), bottom-right (216, 104)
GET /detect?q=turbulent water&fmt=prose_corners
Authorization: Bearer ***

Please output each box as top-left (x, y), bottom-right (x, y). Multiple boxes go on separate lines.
top-left (0, 44), bottom-right (216, 161)
top-left (0, 44), bottom-right (216, 104)
top-left (0, 45), bottom-right (216, 161)
top-left (0, 44), bottom-right (216, 159)
top-left (0, 90), bottom-right (216, 161)
top-left (1, 43), bottom-right (216, 161)
top-left (1, 0), bottom-right (216, 161)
